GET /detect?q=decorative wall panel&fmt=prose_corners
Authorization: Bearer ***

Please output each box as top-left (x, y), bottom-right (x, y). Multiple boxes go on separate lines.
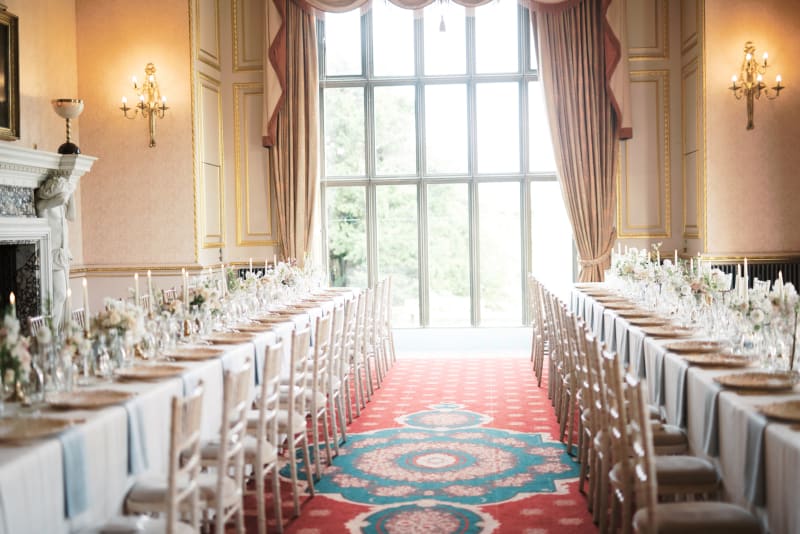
top-left (682, 59), bottom-right (701, 238)
top-left (199, 74), bottom-right (224, 247)
top-left (234, 83), bottom-right (275, 246)
top-left (197, 0), bottom-right (221, 69)
top-left (628, 0), bottom-right (668, 60)
top-left (233, 0), bottom-right (264, 71)
top-left (680, 0), bottom-right (699, 54)
top-left (618, 70), bottom-right (670, 238)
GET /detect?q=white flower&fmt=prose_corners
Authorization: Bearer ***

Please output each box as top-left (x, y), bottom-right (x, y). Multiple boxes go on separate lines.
top-left (36, 324), bottom-right (52, 346)
top-left (750, 308), bottom-right (766, 325)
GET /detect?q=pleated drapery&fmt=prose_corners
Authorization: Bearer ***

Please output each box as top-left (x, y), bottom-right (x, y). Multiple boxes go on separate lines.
top-left (534, 0), bottom-right (621, 282)
top-left (266, 0), bottom-right (318, 263)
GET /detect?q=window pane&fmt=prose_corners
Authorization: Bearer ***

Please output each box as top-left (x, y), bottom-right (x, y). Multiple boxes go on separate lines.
top-left (423, 3), bottom-right (466, 75)
top-left (475, 0), bottom-right (518, 74)
top-left (528, 81), bottom-right (557, 172)
top-left (531, 181), bottom-right (573, 301)
top-left (425, 84), bottom-right (468, 175)
top-left (324, 11), bottom-right (362, 76)
top-left (372, 2), bottom-right (414, 77)
top-left (427, 183), bottom-right (470, 326)
top-left (324, 88), bottom-right (365, 177)
top-left (326, 187), bottom-right (368, 287)
top-left (377, 185), bottom-right (419, 326)
top-left (529, 14), bottom-right (539, 71)
top-left (374, 86), bottom-right (417, 176)
top-left (477, 82), bottom-right (519, 174)
top-left (479, 182), bottom-right (521, 325)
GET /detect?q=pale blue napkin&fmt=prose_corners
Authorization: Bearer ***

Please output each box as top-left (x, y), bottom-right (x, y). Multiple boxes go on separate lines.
top-left (603, 312), bottom-right (617, 352)
top-left (651, 346), bottom-right (666, 406)
top-left (744, 411), bottom-right (768, 506)
top-left (630, 331), bottom-right (647, 379)
top-left (124, 402), bottom-right (149, 475)
top-left (702, 383), bottom-right (722, 457)
top-left (58, 427), bottom-right (88, 518)
top-left (672, 360), bottom-right (689, 428)
top-left (615, 322), bottom-right (630, 366)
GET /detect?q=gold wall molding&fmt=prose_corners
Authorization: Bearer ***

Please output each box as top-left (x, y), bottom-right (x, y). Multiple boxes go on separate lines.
top-left (195, 0), bottom-right (221, 70)
top-left (629, 0), bottom-right (669, 61)
top-left (617, 69), bottom-right (671, 238)
top-left (233, 82), bottom-right (277, 246)
top-left (198, 72), bottom-right (225, 248)
top-left (681, 57), bottom-right (701, 239)
top-left (232, 0), bottom-right (264, 72)
top-left (699, 253), bottom-right (800, 264)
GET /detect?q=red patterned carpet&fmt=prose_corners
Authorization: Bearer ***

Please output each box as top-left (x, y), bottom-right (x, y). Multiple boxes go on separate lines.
top-left (243, 354), bottom-right (596, 534)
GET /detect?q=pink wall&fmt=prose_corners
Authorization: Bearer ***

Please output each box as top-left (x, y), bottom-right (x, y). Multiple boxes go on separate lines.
top-left (3, 0), bottom-right (84, 264)
top-left (706, 0), bottom-right (800, 254)
top-left (75, 0), bottom-right (196, 267)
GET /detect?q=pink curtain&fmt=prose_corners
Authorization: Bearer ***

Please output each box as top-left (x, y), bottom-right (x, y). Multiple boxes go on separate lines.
top-left (266, 0), bottom-right (318, 262)
top-left (533, 0), bottom-right (621, 281)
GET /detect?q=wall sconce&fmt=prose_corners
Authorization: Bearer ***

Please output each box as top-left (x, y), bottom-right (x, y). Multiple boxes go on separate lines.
top-left (120, 62), bottom-right (168, 147)
top-left (729, 41), bottom-right (784, 130)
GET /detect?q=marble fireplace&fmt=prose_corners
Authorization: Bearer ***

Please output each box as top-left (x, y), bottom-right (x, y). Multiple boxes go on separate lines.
top-left (0, 144), bottom-right (95, 331)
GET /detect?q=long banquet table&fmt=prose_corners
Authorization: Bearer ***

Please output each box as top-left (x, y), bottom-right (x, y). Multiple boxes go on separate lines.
top-left (0, 291), bottom-right (348, 534)
top-left (572, 288), bottom-right (800, 534)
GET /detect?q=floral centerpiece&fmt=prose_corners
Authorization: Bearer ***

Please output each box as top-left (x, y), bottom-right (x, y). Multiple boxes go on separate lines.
top-left (91, 298), bottom-right (145, 343)
top-left (0, 308), bottom-right (32, 385)
top-left (190, 284), bottom-right (222, 314)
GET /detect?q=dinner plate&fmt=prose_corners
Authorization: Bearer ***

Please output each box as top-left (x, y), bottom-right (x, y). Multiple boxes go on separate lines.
top-left (162, 346), bottom-right (224, 361)
top-left (758, 400), bottom-right (800, 423)
top-left (204, 332), bottom-right (257, 344)
top-left (662, 340), bottom-right (727, 353)
top-left (47, 389), bottom-right (134, 410)
top-left (639, 326), bottom-right (694, 338)
top-left (252, 315), bottom-right (294, 324)
top-left (0, 417), bottom-right (74, 442)
top-left (614, 309), bottom-right (652, 319)
top-left (714, 371), bottom-right (798, 391)
top-left (233, 323), bottom-right (274, 333)
top-left (115, 364), bottom-right (186, 381)
top-left (680, 353), bottom-right (752, 368)
top-left (627, 317), bottom-right (668, 327)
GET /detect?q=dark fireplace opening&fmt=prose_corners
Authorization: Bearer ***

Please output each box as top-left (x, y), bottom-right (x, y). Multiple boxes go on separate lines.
top-left (0, 242), bottom-right (41, 334)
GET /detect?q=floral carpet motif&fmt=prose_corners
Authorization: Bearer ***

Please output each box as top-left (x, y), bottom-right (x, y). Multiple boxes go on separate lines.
top-left (276, 355), bottom-right (595, 534)
top-left (316, 403), bottom-right (577, 506)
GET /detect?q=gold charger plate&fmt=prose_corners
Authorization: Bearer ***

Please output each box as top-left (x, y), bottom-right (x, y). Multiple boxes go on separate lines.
top-left (234, 323), bottom-right (274, 333)
top-left (627, 317), bottom-right (668, 327)
top-left (759, 400), bottom-right (800, 423)
top-left (680, 353), bottom-right (752, 368)
top-left (663, 340), bottom-right (727, 353)
top-left (47, 389), bottom-right (134, 410)
top-left (252, 316), bottom-right (294, 324)
top-left (0, 417), bottom-right (74, 442)
top-left (714, 371), bottom-right (798, 391)
top-left (204, 332), bottom-right (257, 345)
top-left (162, 346), bottom-right (225, 361)
top-left (115, 364), bottom-right (186, 381)
top-left (614, 309), bottom-right (652, 319)
top-left (640, 326), bottom-right (694, 338)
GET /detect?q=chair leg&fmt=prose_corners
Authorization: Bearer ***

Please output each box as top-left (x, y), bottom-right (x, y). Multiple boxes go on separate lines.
top-left (337, 393), bottom-right (348, 444)
top-left (272, 462), bottom-right (283, 533)
top-left (329, 396), bottom-right (341, 456)
top-left (288, 440), bottom-right (300, 517)
top-left (255, 467), bottom-right (266, 534)
top-left (302, 436), bottom-right (315, 497)
top-left (310, 414), bottom-right (322, 480)
top-left (321, 409), bottom-right (333, 467)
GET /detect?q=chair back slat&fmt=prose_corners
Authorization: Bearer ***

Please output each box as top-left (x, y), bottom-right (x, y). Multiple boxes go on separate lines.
top-left (167, 382), bottom-right (204, 532)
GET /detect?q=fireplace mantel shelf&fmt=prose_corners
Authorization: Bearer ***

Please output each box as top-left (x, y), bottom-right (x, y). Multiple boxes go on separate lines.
top-left (0, 144), bottom-right (97, 188)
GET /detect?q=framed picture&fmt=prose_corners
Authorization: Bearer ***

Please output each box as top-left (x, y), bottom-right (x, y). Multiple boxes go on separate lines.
top-left (0, 7), bottom-right (19, 141)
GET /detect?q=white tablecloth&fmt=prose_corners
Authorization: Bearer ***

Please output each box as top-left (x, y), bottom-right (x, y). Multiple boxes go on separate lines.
top-left (0, 289), bottom-right (355, 533)
top-left (572, 289), bottom-right (800, 534)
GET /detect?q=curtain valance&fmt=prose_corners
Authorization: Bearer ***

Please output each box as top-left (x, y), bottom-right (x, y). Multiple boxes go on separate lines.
top-left (530, 0), bottom-right (631, 139)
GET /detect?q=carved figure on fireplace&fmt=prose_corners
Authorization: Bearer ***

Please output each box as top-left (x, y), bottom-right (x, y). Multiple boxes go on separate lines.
top-left (35, 175), bottom-right (76, 332)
